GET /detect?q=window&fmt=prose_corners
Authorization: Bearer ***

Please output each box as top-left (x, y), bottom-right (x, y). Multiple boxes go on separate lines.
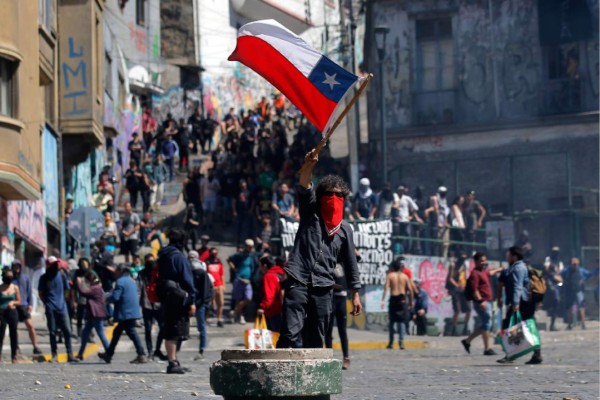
top-left (541, 42), bottom-right (582, 114)
top-left (104, 51), bottom-right (113, 96)
top-left (0, 58), bottom-right (17, 117)
top-left (44, 83), bottom-right (55, 126)
top-left (38, 0), bottom-right (54, 32)
top-left (136, 0), bottom-right (146, 26)
top-left (415, 18), bottom-right (454, 91)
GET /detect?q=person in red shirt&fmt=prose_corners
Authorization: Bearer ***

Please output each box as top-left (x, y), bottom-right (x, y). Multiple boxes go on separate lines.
top-left (257, 256), bottom-right (285, 333)
top-left (205, 248), bottom-right (225, 328)
top-left (461, 252), bottom-right (502, 356)
top-left (197, 235), bottom-right (211, 262)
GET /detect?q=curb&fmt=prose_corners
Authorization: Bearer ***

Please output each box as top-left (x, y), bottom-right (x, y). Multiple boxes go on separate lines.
top-left (34, 325), bottom-right (115, 363)
top-left (332, 341), bottom-right (429, 350)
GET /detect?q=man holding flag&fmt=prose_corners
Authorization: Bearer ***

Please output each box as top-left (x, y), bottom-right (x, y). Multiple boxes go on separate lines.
top-left (229, 19), bottom-right (367, 348)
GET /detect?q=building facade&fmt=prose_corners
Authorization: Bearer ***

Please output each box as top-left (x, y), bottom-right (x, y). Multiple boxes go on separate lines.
top-left (365, 0), bottom-right (599, 263)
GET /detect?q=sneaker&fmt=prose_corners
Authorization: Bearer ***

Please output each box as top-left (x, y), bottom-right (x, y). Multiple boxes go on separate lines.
top-left (50, 355), bottom-right (58, 363)
top-left (525, 356), bottom-right (543, 365)
top-left (167, 362), bottom-right (186, 374)
top-left (342, 358), bottom-right (350, 370)
top-left (130, 355), bottom-right (148, 364)
top-left (239, 316), bottom-right (246, 325)
top-left (153, 350), bottom-right (168, 361)
top-left (496, 357), bottom-right (514, 364)
top-left (67, 355), bottom-right (80, 363)
top-left (399, 342), bottom-right (405, 350)
top-left (217, 320), bottom-right (224, 328)
top-left (461, 339), bottom-right (471, 354)
top-left (97, 352), bottom-right (111, 364)
top-left (483, 349), bottom-right (497, 356)
top-left (76, 354), bottom-right (84, 361)
top-left (193, 352), bottom-right (205, 361)
top-left (33, 347), bottom-right (43, 355)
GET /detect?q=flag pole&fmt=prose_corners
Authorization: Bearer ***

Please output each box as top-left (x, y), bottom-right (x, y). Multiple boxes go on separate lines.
top-left (298, 73), bottom-right (373, 175)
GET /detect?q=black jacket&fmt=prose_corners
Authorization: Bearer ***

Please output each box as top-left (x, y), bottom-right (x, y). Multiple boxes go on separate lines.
top-left (284, 185), bottom-right (361, 289)
top-left (192, 268), bottom-right (213, 307)
top-left (157, 245), bottom-right (196, 306)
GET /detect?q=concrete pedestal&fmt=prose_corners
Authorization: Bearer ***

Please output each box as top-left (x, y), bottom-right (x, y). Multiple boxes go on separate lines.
top-left (210, 349), bottom-right (342, 399)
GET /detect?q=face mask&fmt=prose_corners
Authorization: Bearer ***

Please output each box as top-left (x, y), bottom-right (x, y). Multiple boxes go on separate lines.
top-left (3, 277), bottom-right (13, 285)
top-left (320, 195), bottom-right (345, 237)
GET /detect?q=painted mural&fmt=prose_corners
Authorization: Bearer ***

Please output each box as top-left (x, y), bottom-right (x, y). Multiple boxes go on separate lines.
top-left (7, 201), bottom-right (47, 253)
top-left (42, 127), bottom-right (60, 223)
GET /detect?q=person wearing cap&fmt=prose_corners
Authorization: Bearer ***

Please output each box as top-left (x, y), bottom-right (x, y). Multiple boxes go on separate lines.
top-left (38, 257), bottom-right (78, 362)
top-left (99, 264), bottom-right (147, 364)
top-left (277, 151), bottom-right (362, 350)
top-left (411, 279), bottom-right (429, 336)
top-left (227, 239), bottom-right (258, 324)
top-left (11, 261), bottom-right (42, 355)
top-left (462, 190), bottom-right (486, 247)
top-left (353, 177), bottom-right (377, 220)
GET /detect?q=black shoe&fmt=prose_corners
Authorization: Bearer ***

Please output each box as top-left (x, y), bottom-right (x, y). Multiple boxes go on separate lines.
top-left (399, 342), bottom-right (405, 350)
top-left (483, 349), bottom-right (497, 356)
top-left (67, 355), bottom-right (80, 363)
top-left (525, 356), bottom-right (543, 365)
top-left (386, 343), bottom-right (393, 349)
top-left (175, 359), bottom-right (191, 372)
top-left (461, 339), bottom-right (471, 354)
top-left (217, 320), bottom-right (224, 328)
top-left (153, 350), bottom-right (168, 361)
top-left (33, 347), bottom-right (43, 355)
top-left (167, 362), bottom-right (185, 374)
top-left (130, 355), bottom-right (148, 364)
top-left (497, 357), bottom-right (514, 364)
top-left (76, 354), bottom-right (84, 361)
top-left (98, 352), bottom-right (111, 364)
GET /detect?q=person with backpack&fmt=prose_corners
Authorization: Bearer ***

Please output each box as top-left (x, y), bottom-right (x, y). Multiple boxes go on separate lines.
top-left (461, 252), bottom-right (502, 356)
top-left (190, 252), bottom-right (212, 360)
top-left (257, 256), bottom-right (285, 333)
top-left (137, 254), bottom-right (167, 361)
top-left (157, 229), bottom-right (196, 374)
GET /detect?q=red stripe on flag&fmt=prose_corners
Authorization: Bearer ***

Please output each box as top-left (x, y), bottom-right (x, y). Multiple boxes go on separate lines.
top-left (229, 35), bottom-right (336, 132)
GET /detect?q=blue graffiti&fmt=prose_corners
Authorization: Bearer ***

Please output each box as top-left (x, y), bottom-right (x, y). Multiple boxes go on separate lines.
top-left (62, 37), bottom-right (88, 115)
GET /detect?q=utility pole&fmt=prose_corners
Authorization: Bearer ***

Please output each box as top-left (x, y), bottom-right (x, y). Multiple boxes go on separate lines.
top-left (339, 0), bottom-right (360, 193)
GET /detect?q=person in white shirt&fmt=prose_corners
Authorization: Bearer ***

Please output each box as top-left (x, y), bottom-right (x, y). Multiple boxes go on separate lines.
top-left (393, 186), bottom-right (422, 254)
top-left (200, 170), bottom-right (221, 228)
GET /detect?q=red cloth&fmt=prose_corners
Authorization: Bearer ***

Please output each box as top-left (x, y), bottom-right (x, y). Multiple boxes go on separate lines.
top-left (198, 247), bottom-right (210, 262)
top-left (259, 266), bottom-right (285, 318)
top-left (207, 261), bottom-right (224, 287)
top-left (469, 269), bottom-right (492, 301)
top-left (401, 268), bottom-right (413, 279)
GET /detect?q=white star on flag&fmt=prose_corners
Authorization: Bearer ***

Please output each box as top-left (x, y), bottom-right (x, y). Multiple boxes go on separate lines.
top-left (322, 72), bottom-right (340, 91)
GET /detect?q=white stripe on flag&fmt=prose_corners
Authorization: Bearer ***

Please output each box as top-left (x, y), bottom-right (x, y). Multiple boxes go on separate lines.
top-left (237, 19), bottom-right (322, 78)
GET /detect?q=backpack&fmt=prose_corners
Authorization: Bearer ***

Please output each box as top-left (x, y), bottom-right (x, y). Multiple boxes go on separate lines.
top-left (464, 272), bottom-right (476, 301)
top-left (528, 266), bottom-right (547, 297)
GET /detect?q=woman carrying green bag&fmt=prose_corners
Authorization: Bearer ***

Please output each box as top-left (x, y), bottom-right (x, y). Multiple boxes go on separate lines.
top-left (497, 246), bottom-right (543, 365)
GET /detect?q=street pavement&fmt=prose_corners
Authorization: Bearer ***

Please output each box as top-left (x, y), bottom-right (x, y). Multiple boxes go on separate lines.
top-left (0, 316), bottom-right (597, 399)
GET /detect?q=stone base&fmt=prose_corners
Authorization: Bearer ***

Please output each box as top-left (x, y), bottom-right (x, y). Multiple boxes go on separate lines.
top-left (211, 349), bottom-right (342, 399)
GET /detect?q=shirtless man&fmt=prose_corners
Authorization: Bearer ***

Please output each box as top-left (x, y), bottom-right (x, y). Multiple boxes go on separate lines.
top-left (382, 260), bottom-right (413, 349)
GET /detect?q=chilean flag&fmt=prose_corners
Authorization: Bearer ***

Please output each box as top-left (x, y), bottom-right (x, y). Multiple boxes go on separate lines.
top-left (228, 19), bottom-right (361, 133)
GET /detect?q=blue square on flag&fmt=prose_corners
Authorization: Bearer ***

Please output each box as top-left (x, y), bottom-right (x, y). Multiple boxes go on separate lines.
top-left (307, 57), bottom-right (358, 103)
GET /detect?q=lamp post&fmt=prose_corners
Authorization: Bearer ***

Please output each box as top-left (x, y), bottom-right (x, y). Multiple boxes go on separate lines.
top-left (375, 26), bottom-right (390, 184)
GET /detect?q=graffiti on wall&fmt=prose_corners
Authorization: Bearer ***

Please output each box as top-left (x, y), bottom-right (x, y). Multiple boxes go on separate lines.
top-left (42, 127), bottom-right (59, 223)
top-left (7, 201), bottom-right (47, 253)
top-left (62, 37), bottom-right (89, 116)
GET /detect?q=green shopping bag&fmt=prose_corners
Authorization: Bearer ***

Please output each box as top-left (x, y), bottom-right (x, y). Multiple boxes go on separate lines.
top-left (500, 311), bottom-right (541, 360)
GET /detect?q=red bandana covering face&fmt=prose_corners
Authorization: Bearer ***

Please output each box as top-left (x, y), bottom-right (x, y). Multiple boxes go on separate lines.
top-left (320, 195), bottom-right (345, 237)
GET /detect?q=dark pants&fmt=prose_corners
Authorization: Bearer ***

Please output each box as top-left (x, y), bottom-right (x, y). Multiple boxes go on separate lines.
top-left (503, 297), bottom-right (541, 358)
top-left (141, 189), bottom-right (151, 213)
top-left (414, 314), bottom-right (428, 336)
top-left (129, 188), bottom-right (139, 209)
top-left (277, 283), bottom-right (332, 349)
top-left (143, 308), bottom-right (164, 355)
top-left (46, 308), bottom-right (73, 356)
top-left (236, 213), bottom-right (252, 245)
top-left (165, 158), bottom-right (175, 182)
top-left (325, 295), bottom-right (349, 358)
top-left (179, 149), bottom-right (189, 171)
top-left (0, 308), bottom-right (18, 359)
top-left (107, 319), bottom-right (146, 357)
top-left (76, 304), bottom-right (85, 337)
top-left (78, 318), bottom-right (109, 356)
top-left (266, 314), bottom-right (282, 333)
